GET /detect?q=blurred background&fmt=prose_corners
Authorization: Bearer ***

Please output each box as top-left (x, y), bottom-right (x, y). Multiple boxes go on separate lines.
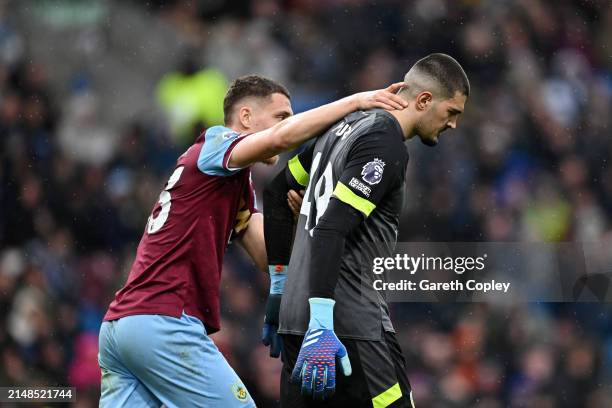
top-left (1, 0), bottom-right (612, 406)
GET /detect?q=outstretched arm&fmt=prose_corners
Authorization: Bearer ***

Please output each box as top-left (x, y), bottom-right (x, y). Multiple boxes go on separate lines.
top-left (228, 82), bottom-right (407, 169)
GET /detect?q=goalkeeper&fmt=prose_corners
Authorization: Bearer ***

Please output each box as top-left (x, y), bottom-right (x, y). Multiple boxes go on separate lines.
top-left (263, 53), bottom-right (470, 407)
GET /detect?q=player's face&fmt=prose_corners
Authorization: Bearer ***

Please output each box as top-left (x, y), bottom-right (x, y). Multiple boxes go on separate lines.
top-left (245, 93), bottom-right (292, 165)
top-left (417, 92), bottom-right (466, 146)
top-left (250, 93), bottom-right (293, 133)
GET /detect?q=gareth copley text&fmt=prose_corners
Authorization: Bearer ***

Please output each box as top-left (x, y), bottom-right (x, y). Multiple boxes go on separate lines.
top-left (374, 279), bottom-right (511, 294)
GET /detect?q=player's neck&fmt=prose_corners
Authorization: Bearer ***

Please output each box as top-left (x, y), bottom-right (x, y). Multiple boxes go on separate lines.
top-left (224, 122), bottom-right (249, 134)
top-left (386, 109), bottom-right (417, 140)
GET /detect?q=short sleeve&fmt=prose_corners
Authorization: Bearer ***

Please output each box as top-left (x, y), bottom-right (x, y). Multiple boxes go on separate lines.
top-left (197, 126), bottom-right (248, 176)
top-left (333, 132), bottom-right (407, 217)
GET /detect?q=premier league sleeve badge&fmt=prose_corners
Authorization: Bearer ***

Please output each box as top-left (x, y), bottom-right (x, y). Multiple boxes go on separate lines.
top-left (361, 158), bottom-right (385, 185)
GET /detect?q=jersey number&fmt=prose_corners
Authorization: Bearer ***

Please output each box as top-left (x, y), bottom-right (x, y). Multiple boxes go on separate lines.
top-left (147, 166), bottom-right (184, 234)
top-left (300, 152), bottom-right (333, 236)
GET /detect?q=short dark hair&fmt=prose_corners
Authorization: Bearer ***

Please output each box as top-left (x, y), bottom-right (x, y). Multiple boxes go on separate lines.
top-left (412, 53), bottom-right (470, 98)
top-left (223, 75), bottom-right (291, 124)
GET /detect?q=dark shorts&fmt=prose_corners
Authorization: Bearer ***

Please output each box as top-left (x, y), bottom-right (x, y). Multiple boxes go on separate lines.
top-left (280, 330), bottom-right (414, 408)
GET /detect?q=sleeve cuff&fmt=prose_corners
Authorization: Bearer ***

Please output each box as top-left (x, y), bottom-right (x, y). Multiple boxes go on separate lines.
top-left (222, 134), bottom-right (249, 172)
top-left (269, 265), bottom-right (287, 295)
top-left (308, 297), bottom-right (335, 330)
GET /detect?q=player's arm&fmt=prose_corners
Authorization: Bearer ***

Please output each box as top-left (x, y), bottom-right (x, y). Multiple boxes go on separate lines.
top-left (291, 131), bottom-right (407, 400)
top-left (228, 82), bottom-right (407, 169)
top-left (235, 213), bottom-right (267, 273)
top-left (264, 143), bottom-right (314, 268)
top-left (309, 131), bottom-right (406, 298)
top-left (233, 141), bottom-right (310, 279)
top-left (236, 184), bottom-right (304, 275)
top-left (260, 143), bottom-right (315, 357)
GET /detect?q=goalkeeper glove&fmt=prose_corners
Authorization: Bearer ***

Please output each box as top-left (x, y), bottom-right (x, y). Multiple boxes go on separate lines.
top-left (262, 265), bottom-right (286, 358)
top-left (290, 297), bottom-right (352, 400)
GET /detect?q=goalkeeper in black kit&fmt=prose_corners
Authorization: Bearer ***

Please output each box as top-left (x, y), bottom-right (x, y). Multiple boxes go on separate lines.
top-left (262, 53), bottom-right (470, 407)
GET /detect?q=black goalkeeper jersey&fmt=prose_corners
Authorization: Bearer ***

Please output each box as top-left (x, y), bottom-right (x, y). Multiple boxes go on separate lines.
top-left (279, 109), bottom-right (409, 340)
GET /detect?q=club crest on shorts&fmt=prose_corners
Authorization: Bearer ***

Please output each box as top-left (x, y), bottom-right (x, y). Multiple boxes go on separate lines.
top-left (231, 381), bottom-right (249, 402)
top-left (361, 158), bottom-right (385, 185)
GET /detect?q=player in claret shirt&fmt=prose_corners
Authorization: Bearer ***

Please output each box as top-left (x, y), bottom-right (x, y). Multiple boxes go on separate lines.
top-left (98, 75), bottom-right (408, 408)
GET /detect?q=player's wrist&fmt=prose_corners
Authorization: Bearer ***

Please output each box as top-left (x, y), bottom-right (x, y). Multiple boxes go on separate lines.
top-left (264, 292), bottom-right (282, 325)
top-left (268, 265), bottom-right (287, 295)
top-left (308, 297), bottom-right (335, 330)
top-left (345, 93), bottom-right (361, 111)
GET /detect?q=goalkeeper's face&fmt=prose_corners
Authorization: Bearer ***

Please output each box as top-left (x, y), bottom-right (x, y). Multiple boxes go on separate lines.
top-left (416, 91), bottom-right (466, 146)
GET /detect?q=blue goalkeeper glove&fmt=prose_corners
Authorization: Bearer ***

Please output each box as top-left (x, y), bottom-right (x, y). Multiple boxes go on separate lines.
top-left (290, 298), bottom-right (352, 400)
top-left (262, 265), bottom-right (286, 358)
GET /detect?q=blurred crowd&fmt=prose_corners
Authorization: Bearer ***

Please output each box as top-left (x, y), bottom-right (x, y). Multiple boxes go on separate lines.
top-left (1, 0), bottom-right (612, 406)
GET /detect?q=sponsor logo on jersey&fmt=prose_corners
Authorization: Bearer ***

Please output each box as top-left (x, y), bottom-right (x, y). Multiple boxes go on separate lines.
top-left (349, 177), bottom-right (372, 197)
top-left (231, 382), bottom-right (249, 402)
top-left (361, 158), bottom-right (385, 185)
